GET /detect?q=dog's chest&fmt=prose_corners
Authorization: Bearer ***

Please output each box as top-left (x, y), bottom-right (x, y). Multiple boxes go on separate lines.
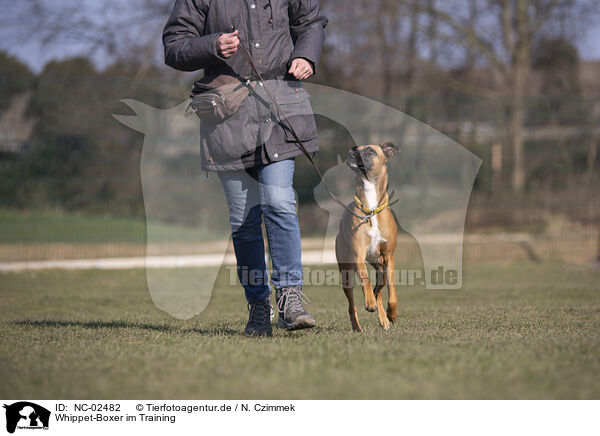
top-left (362, 180), bottom-right (386, 260)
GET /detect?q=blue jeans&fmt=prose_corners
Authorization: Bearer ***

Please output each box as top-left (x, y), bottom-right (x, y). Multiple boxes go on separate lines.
top-left (218, 158), bottom-right (303, 302)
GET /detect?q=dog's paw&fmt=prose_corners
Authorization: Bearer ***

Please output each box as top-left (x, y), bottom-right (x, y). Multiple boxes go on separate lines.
top-left (378, 309), bottom-right (391, 330)
top-left (386, 306), bottom-right (397, 323)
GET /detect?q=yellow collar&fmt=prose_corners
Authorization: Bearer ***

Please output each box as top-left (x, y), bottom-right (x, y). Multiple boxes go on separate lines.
top-left (353, 192), bottom-right (389, 218)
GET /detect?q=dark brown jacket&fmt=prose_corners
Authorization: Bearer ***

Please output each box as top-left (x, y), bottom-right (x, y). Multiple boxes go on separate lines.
top-left (163, 0), bottom-right (328, 171)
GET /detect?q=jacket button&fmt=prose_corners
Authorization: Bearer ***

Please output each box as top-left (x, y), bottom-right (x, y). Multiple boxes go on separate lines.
top-left (274, 153), bottom-right (279, 158)
top-left (254, 42), bottom-right (260, 48)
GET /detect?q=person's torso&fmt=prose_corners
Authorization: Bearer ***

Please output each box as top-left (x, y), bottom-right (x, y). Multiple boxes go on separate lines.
top-left (203, 0), bottom-right (294, 78)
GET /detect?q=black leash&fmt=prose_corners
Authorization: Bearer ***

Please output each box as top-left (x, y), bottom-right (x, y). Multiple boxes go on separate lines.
top-left (235, 32), bottom-right (377, 221)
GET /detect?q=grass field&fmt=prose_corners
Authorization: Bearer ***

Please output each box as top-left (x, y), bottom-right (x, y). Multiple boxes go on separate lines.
top-left (1, 262), bottom-right (598, 399)
top-left (0, 208), bottom-right (230, 261)
top-left (1, 208), bottom-right (597, 264)
top-left (0, 208), bottom-right (216, 244)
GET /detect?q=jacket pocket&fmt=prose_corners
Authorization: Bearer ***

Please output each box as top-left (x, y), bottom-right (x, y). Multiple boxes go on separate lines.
top-left (201, 98), bottom-right (259, 163)
top-left (270, 83), bottom-right (317, 143)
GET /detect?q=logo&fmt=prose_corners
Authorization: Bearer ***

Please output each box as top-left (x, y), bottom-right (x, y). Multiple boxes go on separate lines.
top-left (3, 402), bottom-right (50, 434)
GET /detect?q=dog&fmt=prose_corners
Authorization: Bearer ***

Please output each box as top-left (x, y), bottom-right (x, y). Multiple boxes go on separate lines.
top-left (335, 142), bottom-right (400, 331)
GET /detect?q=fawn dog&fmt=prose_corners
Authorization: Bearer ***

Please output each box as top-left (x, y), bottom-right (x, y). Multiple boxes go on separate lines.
top-left (335, 142), bottom-right (400, 331)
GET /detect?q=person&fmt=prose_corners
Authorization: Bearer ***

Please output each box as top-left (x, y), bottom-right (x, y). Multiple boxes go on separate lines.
top-left (162, 0), bottom-right (328, 336)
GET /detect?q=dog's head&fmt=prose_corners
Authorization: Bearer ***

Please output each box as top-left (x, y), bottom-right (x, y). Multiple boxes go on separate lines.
top-left (346, 142), bottom-right (400, 178)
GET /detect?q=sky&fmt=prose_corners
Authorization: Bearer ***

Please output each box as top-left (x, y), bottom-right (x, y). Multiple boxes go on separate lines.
top-left (1, 2), bottom-right (599, 74)
top-left (578, 27), bottom-right (600, 61)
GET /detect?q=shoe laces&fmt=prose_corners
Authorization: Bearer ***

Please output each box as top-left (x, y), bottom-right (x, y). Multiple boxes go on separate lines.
top-left (277, 286), bottom-right (310, 317)
top-left (247, 299), bottom-right (271, 326)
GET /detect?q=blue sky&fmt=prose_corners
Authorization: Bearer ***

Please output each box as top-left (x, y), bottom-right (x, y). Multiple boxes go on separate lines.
top-left (1, 1), bottom-right (599, 74)
top-left (578, 27), bottom-right (600, 61)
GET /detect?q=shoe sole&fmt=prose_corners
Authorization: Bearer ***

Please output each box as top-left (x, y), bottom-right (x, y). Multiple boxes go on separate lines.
top-left (277, 315), bottom-right (315, 331)
top-left (244, 326), bottom-right (273, 337)
top-left (244, 330), bottom-right (273, 337)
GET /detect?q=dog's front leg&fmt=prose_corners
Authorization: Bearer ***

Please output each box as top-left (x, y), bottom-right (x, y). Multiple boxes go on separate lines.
top-left (355, 261), bottom-right (377, 312)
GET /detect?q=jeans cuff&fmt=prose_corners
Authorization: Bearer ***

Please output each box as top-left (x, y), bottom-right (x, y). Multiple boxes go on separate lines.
top-left (273, 280), bottom-right (304, 290)
top-left (245, 286), bottom-right (271, 303)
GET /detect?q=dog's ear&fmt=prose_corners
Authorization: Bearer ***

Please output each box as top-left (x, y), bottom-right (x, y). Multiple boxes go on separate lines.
top-left (380, 142), bottom-right (400, 157)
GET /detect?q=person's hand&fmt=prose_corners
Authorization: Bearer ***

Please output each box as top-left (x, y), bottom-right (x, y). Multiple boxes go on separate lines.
top-left (216, 30), bottom-right (239, 58)
top-left (288, 58), bottom-right (313, 80)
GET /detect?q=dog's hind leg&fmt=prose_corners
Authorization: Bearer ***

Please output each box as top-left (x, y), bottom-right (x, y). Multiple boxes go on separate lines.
top-left (384, 255), bottom-right (397, 323)
top-left (355, 261), bottom-right (377, 313)
top-left (370, 261), bottom-right (390, 330)
top-left (344, 283), bottom-right (362, 332)
top-left (336, 234), bottom-right (363, 331)
top-left (338, 262), bottom-right (361, 331)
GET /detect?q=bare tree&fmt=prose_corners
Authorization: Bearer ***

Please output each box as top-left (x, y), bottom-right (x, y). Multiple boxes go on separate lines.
top-left (405, 0), bottom-right (598, 192)
top-left (0, 0), bottom-right (172, 76)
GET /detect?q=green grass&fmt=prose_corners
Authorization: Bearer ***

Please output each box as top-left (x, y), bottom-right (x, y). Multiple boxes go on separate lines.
top-left (0, 208), bottom-right (217, 244)
top-left (0, 263), bottom-right (598, 399)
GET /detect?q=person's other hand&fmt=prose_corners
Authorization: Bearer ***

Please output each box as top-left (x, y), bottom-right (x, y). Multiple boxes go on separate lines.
top-left (216, 30), bottom-right (239, 58)
top-left (288, 58), bottom-right (313, 80)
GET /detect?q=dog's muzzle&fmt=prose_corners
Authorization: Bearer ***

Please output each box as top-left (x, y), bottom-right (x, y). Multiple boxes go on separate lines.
top-left (346, 148), bottom-right (361, 169)
top-left (346, 148), bottom-right (370, 179)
